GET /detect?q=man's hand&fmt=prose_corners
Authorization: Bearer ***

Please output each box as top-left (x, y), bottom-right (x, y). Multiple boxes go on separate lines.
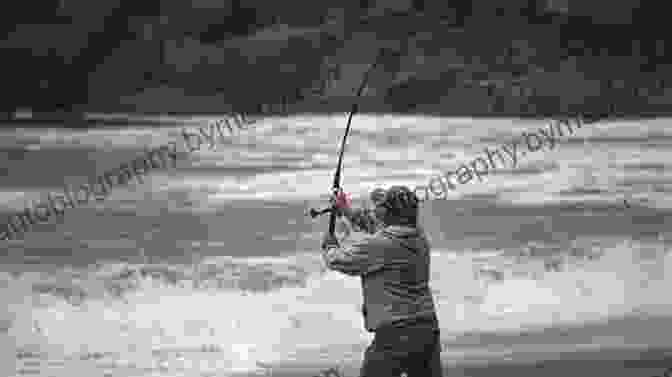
top-left (330, 189), bottom-right (352, 218)
top-left (330, 189), bottom-right (351, 209)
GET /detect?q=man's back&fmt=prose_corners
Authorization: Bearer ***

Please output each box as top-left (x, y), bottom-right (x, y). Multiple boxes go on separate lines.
top-left (357, 225), bottom-right (438, 331)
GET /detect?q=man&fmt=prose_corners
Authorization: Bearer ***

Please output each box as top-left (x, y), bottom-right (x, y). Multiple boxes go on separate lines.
top-left (321, 185), bottom-right (442, 377)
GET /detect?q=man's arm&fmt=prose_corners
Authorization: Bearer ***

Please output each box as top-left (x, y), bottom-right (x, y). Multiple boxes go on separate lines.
top-left (330, 190), bottom-right (377, 235)
top-left (321, 233), bottom-right (383, 276)
top-left (339, 206), bottom-right (377, 234)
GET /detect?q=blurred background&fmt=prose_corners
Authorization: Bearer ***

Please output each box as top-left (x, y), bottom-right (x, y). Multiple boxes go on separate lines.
top-left (1, 0), bottom-right (670, 123)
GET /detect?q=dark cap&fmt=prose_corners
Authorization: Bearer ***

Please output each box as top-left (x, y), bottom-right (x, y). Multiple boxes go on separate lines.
top-left (383, 185), bottom-right (419, 213)
top-left (370, 186), bottom-right (419, 220)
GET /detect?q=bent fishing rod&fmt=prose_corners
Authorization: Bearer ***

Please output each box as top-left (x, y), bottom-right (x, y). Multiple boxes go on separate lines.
top-left (308, 48), bottom-right (387, 234)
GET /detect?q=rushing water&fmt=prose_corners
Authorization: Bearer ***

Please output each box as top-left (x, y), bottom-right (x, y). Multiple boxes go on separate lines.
top-left (1, 114), bottom-right (671, 376)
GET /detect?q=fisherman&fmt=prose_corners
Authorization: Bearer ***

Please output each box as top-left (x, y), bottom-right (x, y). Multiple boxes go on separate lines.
top-left (321, 185), bottom-right (442, 377)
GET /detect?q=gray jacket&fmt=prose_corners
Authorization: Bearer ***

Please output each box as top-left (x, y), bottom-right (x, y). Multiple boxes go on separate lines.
top-left (322, 209), bottom-right (438, 332)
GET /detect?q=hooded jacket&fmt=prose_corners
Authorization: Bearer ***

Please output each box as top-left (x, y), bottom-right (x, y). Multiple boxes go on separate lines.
top-left (322, 214), bottom-right (438, 332)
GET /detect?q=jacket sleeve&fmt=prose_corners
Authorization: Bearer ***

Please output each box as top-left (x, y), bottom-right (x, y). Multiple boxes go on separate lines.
top-left (345, 207), bottom-right (378, 234)
top-left (321, 234), bottom-right (385, 276)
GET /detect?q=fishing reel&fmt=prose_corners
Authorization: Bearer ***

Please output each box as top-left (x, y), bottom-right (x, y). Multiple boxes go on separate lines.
top-left (307, 207), bottom-right (334, 218)
top-left (307, 203), bottom-right (351, 241)
top-left (307, 187), bottom-right (347, 219)
top-left (307, 201), bottom-right (345, 219)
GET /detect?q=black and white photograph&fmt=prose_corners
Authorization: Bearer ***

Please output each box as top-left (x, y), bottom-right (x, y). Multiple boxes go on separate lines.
top-left (1, 0), bottom-right (672, 376)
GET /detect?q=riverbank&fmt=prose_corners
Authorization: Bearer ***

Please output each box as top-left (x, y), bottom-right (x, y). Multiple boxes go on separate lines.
top-left (2, 97), bottom-right (671, 131)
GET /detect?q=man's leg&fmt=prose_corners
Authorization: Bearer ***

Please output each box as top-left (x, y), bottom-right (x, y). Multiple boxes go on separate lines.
top-left (403, 329), bottom-right (443, 377)
top-left (360, 326), bottom-right (442, 377)
top-left (359, 335), bottom-right (405, 377)
top-left (426, 330), bottom-right (443, 377)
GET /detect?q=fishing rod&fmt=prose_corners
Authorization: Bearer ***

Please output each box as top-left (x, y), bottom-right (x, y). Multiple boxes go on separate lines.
top-left (308, 48), bottom-right (388, 234)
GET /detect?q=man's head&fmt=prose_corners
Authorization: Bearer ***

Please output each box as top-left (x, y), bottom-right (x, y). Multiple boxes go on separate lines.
top-left (369, 185), bottom-right (419, 227)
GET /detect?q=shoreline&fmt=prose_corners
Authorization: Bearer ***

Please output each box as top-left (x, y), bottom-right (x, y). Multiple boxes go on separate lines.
top-left (1, 104), bottom-right (671, 129)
